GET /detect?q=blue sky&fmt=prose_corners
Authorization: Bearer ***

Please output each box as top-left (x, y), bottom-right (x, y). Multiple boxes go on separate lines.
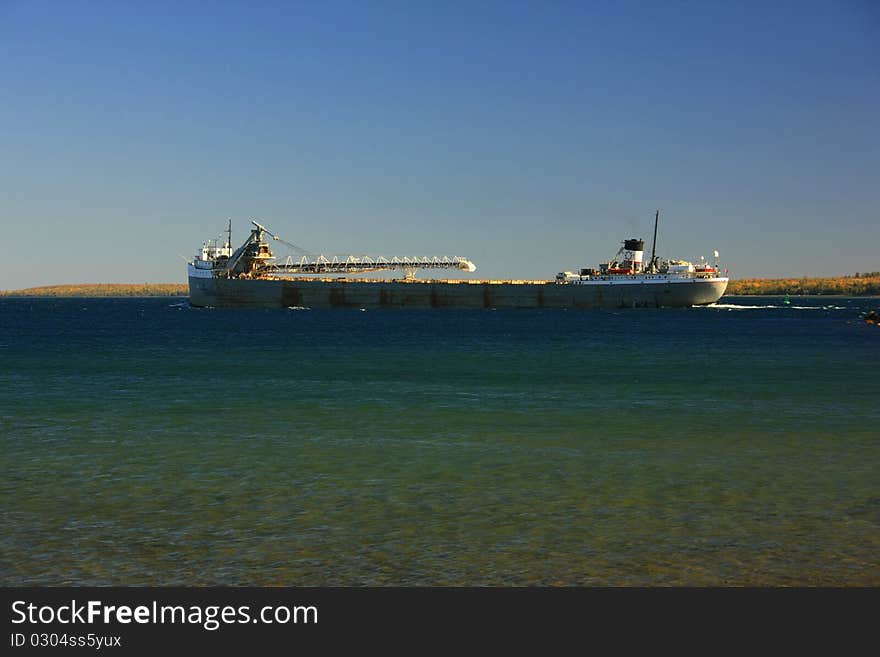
top-left (1, 0), bottom-right (877, 287)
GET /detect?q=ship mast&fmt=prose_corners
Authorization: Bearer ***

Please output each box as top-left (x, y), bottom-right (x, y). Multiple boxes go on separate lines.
top-left (649, 210), bottom-right (659, 272)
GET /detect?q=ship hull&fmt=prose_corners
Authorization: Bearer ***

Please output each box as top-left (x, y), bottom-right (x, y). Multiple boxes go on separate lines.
top-left (188, 276), bottom-right (729, 309)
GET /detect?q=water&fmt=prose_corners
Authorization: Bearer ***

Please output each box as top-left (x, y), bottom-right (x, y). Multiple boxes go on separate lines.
top-left (1, 296), bottom-right (877, 585)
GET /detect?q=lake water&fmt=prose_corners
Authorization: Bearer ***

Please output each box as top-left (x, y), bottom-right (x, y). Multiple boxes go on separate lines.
top-left (1, 296), bottom-right (877, 585)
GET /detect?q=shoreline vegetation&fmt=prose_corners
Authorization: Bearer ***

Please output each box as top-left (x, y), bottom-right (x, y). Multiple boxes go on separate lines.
top-left (726, 272), bottom-right (880, 296)
top-left (1, 274), bottom-right (879, 297)
top-left (0, 284), bottom-right (188, 297)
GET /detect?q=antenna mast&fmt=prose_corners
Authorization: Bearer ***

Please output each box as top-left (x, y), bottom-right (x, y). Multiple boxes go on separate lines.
top-left (650, 210), bottom-right (659, 272)
top-left (227, 218), bottom-right (232, 250)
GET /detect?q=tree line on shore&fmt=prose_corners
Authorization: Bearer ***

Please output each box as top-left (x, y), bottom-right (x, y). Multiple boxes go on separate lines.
top-left (0, 284), bottom-right (188, 297)
top-left (726, 272), bottom-right (880, 296)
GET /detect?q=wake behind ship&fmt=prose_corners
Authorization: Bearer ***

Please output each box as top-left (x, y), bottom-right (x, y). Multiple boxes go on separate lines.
top-left (187, 214), bottom-right (729, 309)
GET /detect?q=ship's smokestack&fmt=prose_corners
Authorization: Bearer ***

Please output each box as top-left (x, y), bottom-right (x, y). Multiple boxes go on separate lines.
top-left (622, 238), bottom-right (645, 272)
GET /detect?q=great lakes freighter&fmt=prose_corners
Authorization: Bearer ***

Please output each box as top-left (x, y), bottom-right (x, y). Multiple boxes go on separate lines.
top-left (187, 213), bottom-right (729, 308)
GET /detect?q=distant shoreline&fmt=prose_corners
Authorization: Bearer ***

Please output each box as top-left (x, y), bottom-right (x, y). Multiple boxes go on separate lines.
top-left (0, 284), bottom-right (188, 297)
top-left (1, 277), bottom-right (879, 297)
top-left (727, 274), bottom-right (879, 296)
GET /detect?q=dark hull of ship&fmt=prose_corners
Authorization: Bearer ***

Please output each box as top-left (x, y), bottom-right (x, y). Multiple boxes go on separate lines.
top-left (188, 276), bottom-right (728, 309)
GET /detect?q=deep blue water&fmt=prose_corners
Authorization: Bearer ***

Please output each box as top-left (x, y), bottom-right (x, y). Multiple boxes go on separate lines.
top-left (1, 296), bottom-right (878, 585)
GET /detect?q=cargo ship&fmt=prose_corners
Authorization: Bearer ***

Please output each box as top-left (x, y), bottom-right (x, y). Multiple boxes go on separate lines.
top-left (187, 213), bottom-right (728, 308)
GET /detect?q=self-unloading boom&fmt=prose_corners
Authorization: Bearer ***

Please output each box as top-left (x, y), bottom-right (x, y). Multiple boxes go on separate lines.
top-left (196, 220), bottom-right (476, 278)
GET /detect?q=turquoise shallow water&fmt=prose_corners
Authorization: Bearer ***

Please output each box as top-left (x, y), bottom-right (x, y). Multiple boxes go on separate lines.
top-left (1, 296), bottom-right (878, 585)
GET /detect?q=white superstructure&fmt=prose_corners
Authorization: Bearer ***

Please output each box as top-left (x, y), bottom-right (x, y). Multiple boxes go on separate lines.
top-left (556, 211), bottom-right (729, 291)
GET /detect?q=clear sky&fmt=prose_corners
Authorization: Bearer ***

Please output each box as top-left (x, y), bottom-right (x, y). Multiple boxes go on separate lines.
top-left (1, 0), bottom-right (877, 288)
